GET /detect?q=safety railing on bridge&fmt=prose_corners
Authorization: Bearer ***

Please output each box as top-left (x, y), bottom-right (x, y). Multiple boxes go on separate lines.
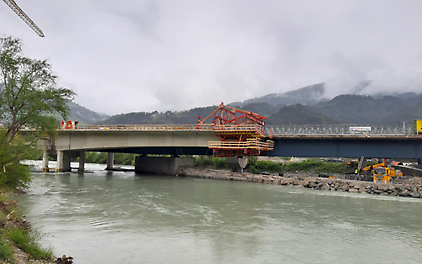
top-left (60, 123), bottom-right (416, 136)
top-left (266, 124), bottom-right (415, 136)
top-left (62, 124), bottom-right (214, 131)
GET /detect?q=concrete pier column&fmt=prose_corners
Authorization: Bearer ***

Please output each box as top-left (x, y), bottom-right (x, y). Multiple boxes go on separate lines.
top-left (78, 150), bottom-right (85, 172)
top-left (56, 150), bottom-right (63, 172)
top-left (226, 157), bottom-right (248, 172)
top-left (56, 150), bottom-right (71, 172)
top-left (42, 140), bottom-right (49, 172)
top-left (106, 152), bottom-right (114, 170)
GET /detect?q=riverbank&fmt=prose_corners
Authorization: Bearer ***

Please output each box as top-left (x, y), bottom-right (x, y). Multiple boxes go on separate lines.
top-left (183, 167), bottom-right (422, 198)
top-left (0, 192), bottom-right (73, 264)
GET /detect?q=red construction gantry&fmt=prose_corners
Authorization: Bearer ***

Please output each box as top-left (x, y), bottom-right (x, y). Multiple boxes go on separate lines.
top-left (200, 102), bottom-right (274, 157)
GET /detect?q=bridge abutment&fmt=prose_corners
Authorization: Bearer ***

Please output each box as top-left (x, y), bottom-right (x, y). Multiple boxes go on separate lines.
top-left (135, 156), bottom-right (195, 175)
top-left (226, 157), bottom-right (248, 172)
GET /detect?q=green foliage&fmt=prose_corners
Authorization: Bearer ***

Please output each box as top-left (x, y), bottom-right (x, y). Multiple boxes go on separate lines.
top-left (256, 160), bottom-right (283, 172)
top-left (8, 227), bottom-right (53, 260)
top-left (245, 157), bottom-right (283, 174)
top-left (194, 156), bottom-right (227, 169)
top-left (285, 159), bottom-right (322, 172)
top-left (0, 36), bottom-right (75, 145)
top-left (0, 35), bottom-right (74, 190)
top-left (213, 157), bottom-right (227, 169)
top-left (285, 159), bottom-right (347, 174)
top-left (114, 153), bottom-right (136, 165)
top-left (81, 152), bottom-right (137, 165)
top-left (84, 152), bottom-right (107, 164)
top-left (195, 156), bottom-right (214, 167)
top-left (0, 131), bottom-right (31, 190)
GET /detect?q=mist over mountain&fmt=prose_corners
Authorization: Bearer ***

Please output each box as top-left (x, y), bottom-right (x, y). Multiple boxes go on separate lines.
top-left (230, 83), bottom-right (327, 107)
top-left (69, 82), bottom-right (422, 126)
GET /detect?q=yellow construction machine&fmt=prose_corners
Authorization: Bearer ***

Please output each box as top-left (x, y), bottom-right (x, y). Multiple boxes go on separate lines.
top-left (372, 167), bottom-right (403, 182)
top-left (359, 163), bottom-right (403, 183)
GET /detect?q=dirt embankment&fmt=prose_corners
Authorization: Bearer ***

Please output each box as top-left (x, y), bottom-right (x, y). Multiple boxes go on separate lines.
top-left (183, 167), bottom-right (422, 198)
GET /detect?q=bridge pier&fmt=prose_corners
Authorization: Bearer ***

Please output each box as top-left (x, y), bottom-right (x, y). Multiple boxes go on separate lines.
top-left (56, 150), bottom-right (71, 172)
top-left (78, 150), bottom-right (85, 172)
top-left (226, 157), bottom-right (248, 172)
top-left (42, 140), bottom-right (49, 172)
top-left (106, 153), bottom-right (114, 170)
top-left (55, 150), bottom-right (79, 172)
top-left (135, 156), bottom-right (195, 175)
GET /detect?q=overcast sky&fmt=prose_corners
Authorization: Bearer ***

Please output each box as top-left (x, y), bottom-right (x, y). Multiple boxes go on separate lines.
top-left (2, 0), bottom-right (422, 115)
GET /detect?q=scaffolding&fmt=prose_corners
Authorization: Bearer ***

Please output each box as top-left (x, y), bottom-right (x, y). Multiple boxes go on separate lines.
top-left (200, 103), bottom-right (274, 157)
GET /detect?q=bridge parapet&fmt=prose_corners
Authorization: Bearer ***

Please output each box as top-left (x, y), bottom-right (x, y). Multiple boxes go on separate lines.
top-left (267, 124), bottom-right (414, 136)
top-left (62, 124), bottom-right (214, 131)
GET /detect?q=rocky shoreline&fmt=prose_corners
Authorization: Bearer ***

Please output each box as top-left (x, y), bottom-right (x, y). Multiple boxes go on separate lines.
top-left (183, 168), bottom-right (422, 199)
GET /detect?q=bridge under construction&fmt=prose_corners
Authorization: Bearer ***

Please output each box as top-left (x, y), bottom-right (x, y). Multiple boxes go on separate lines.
top-left (39, 103), bottom-right (422, 174)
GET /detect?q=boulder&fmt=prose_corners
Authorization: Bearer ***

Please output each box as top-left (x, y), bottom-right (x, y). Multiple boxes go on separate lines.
top-left (281, 178), bottom-right (295, 185)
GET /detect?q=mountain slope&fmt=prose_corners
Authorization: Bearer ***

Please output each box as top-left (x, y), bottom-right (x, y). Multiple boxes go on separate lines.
top-left (99, 106), bottom-right (218, 125)
top-left (311, 95), bottom-right (407, 124)
top-left (231, 83), bottom-right (326, 107)
top-left (267, 104), bottom-right (338, 125)
top-left (67, 101), bottom-right (110, 124)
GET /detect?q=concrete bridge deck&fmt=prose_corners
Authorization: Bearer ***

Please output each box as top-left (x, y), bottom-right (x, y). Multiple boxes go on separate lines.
top-left (35, 123), bottom-right (422, 174)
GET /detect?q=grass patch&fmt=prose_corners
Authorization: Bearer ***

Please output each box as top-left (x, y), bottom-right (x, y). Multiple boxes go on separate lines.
top-left (285, 159), bottom-right (347, 174)
top-left (8, 227), bottom-right (53, 260)
top-left (0, 233), bottom-right (13, 260)
top-left (195, 156), bottom-right (350, 175)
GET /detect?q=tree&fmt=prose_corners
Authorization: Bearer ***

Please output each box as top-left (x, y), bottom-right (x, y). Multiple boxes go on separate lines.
top-left (0, 35), bottom-right (75, 189)
top-left (0, 36), bottom-right (75, 145)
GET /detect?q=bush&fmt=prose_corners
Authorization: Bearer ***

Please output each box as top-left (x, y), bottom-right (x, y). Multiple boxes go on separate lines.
top-left (195, 156), bottom-right (227, 169)
top-left (195, 156), bottom-right (214, 167)
top-left (213, 157), bottom-right (227, 169)
top-left (114, 153), bottom-right (136, 165)
top-left (0, 133), bottom-right (32, 190)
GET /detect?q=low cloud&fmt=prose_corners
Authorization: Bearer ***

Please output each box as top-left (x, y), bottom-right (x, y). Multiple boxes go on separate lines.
top-left (2, 0), bottom-right (422, 114)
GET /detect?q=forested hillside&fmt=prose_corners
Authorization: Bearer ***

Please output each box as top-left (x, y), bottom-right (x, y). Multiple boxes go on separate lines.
top-left (268, 104), bottom-right (338, 125)
top-left (67, 101), bottom-right (109, 124)
top-left (66, 83), bottom-right (422, 126)
top-left (311, 95), bottom-right (408, 124)
top-left (95, 94), bottom-right (422, 125)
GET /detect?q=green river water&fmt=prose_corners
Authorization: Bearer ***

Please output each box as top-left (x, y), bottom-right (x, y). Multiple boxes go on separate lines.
top-left (15, 161), bottom-right (422, 264)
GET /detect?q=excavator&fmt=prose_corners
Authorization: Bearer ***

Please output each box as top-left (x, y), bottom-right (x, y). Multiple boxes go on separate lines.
top-left (359, 162), bottom-right (403, 183)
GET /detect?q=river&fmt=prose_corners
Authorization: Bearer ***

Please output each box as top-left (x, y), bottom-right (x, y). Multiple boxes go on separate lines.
top-left (15, 161), bottom-right (422, 263)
